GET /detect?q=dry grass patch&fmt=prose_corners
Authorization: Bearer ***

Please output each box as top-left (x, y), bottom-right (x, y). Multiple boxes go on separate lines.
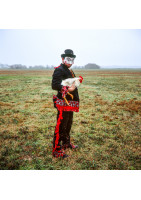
top-left (0, 69), bottom-right (141, 169)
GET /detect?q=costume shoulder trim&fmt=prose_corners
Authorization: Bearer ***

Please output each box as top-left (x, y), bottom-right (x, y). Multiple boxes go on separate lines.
top-left (54, 65), bottom-right (61, 69)
top-left (70, 69), bottom-right (75, 78)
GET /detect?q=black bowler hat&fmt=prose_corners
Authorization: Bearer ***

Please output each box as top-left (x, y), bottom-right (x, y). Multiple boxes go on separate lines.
top-left (61, 49), bottom-right (76, 58)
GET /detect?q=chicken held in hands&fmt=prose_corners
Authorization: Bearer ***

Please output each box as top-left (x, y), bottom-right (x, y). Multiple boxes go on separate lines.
top-left (61, 76), bottom-right (83, 106)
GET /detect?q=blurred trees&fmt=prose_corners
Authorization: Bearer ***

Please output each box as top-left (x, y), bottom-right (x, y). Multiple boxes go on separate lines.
top-left (9, 64), bottom-right (27, 69)
top-left (0, 63), bottom-right (9, 69)
top-left (0, 63), bottom-right (101, 69)
top-left (85, 63), bottom-right (100, 69)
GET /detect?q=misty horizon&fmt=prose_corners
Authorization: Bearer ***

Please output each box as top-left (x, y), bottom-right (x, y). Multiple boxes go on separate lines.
top-left (1, 62), bottom-right (141, 69)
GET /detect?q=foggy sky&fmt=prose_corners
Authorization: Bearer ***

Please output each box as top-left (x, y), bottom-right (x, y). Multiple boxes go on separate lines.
top-left (0, 29), bottom-right (141, 67)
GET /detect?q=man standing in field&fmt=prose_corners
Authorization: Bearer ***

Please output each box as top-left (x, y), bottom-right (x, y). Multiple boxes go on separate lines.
top-left (52, 49), bottom-right (79, 158)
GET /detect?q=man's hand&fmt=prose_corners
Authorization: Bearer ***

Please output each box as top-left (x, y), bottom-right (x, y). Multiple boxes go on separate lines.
top-left (68, 82), bottom-right (76, 92)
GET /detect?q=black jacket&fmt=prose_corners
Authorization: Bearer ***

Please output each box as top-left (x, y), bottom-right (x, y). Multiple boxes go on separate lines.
top-left (52, 63), bottom-right (79, 101)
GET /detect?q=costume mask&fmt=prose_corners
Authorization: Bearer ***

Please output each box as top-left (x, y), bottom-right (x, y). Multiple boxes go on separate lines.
top-left (63, 57), bottom-right (74, 65)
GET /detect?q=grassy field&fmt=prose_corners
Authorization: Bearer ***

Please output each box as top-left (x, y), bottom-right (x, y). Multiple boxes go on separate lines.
top-left (0, 69), bottom-right (141, 170)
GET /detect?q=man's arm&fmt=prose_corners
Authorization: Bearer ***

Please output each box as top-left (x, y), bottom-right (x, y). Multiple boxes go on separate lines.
top-left (52, 68), bottom-right (64, 91)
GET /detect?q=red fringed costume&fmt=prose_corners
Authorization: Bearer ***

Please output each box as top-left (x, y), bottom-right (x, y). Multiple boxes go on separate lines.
top-left (52, 63), bottom-right (80, 157)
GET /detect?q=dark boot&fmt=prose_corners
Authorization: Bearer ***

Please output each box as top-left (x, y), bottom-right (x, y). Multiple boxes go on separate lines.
top-left (62, 143), bottom-right (78, 150)
top-left (52, 149), bottom-right (69, 158)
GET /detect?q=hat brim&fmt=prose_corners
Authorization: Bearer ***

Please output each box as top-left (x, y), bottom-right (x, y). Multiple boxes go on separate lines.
top-left (61, 54), bottom-right (76, 58)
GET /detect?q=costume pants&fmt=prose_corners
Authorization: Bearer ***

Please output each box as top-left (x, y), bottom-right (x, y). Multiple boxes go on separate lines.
top-left (53, 110), bottom-right (73, 150)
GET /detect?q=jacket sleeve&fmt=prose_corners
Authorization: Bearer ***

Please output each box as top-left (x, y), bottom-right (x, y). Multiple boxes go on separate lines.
top-left (52, 68), bottom-right (64, 91)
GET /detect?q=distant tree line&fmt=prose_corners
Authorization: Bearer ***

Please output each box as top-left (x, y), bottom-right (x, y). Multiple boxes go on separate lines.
top-left (0, 63), bottom-right (101, 69)
top-left (0, 64), bottom-right (9, 69)
top-left (9, 64), bottom-right (27, 69)
top-left (0, 64), bottom-right (55, 69)
top-left (84, 63), bottom-right (100, 69)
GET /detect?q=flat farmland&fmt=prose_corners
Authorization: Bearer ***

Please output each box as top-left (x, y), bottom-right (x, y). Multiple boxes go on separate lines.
top-left (0, 69), bottom-right (141, 170)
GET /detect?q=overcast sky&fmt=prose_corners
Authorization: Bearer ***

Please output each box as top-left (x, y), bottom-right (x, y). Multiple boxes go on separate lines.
top-left (0, 29), bottom-right (141, 67)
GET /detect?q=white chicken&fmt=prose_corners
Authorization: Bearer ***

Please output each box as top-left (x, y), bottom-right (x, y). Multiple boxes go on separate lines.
top-left (61, 76), bottom-right (83, 106)
top-left (61, 77), bottom-right (83, 87)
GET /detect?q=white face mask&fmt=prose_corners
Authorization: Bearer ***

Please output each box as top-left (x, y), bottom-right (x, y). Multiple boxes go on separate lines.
top-left (63, 57), bottom-right (75, 65)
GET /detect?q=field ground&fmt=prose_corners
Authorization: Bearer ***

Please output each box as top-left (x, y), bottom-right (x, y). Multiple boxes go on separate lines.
top-left (0, 69), bottom-right (141, 170)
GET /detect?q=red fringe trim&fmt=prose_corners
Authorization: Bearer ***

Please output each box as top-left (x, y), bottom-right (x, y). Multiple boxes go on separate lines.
top-left (54, 65), bottom-right (61, 69)
top-left (53, 95), bottom-right (79, 112)
top-left (56, 104), bottom-right (79, 112)
top-left (53, 109), bottom-right (63, 152)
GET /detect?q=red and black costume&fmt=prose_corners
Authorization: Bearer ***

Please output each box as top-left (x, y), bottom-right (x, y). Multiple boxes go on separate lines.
top-left (52, 63), bottom-right (79, 157)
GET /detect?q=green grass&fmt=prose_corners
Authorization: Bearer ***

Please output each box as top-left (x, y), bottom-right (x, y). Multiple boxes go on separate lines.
top-left (0, 69), bottom-right (141, 170)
